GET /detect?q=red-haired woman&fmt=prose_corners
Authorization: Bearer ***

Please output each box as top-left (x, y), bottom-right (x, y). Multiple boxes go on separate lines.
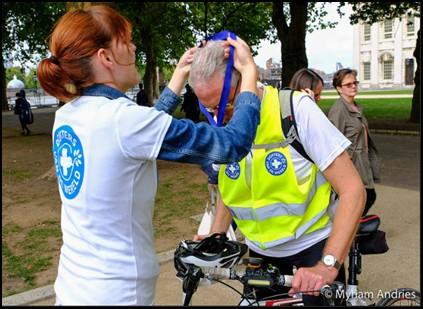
top-left (37, 5), bottom-right (260, 305)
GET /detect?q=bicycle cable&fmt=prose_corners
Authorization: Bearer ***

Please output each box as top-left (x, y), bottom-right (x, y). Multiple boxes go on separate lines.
top-left (212, 278), bottom-right (244, 297)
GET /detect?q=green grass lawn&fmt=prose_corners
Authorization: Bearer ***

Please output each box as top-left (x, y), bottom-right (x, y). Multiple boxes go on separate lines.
top-left (173, 97), bottom-right (412, 122)
top-left (319, 98), bottom-right (412, 120)
top-left (322, 89), bottom-right (413, 95)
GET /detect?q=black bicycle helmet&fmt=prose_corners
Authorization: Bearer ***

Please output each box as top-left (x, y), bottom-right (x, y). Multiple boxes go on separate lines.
top-left (174, 233), bottom-right (248, 278)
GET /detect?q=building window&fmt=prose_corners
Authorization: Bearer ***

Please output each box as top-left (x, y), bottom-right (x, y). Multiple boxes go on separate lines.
top-left (364, 23), bottom-right (371, 41)
top-left (363, 62), bottom-right (371, 81)
top-left (406, 16), bottom-right (415, 36)
top-left (384, 19), bottom-right (393, 39)
top-left (383, 60), bottom-right (393, 80)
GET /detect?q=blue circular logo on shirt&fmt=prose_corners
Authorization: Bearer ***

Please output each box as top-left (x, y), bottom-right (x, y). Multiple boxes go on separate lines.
top-left (265, 151), bottom-right (287, 176)
top-left (225, 162), bottom-right (240, 179)
top-left (53, 125), bottom-right (84, 199)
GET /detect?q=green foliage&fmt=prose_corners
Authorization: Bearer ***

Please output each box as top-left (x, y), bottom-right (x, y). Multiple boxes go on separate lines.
top-left (5, 67), bottom-right (38, 89)
top-left (344, 2), bottom-right (420, 25)
top-left (24, 68), bottom-right (38, 89)
top-left (116, 2), bottom-right (196, 68)
top-left (116, 2), bottom-right (275, 67)
top-left (5, 67), bottom-right (25, 85)
top-left (306, 2), bottom-right (343, 33)
top-left (2, 2), bottom-right (66, 67)
top-left (187, 2), bottom-right (275, 54)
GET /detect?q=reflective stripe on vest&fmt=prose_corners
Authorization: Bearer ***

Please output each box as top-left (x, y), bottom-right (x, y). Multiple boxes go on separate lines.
top-left (219, 86), bottom-right (332, 250)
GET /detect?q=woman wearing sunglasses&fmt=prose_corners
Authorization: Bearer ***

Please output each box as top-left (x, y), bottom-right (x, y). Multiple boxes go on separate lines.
top-left (328, 68), bottom-right (381, 217)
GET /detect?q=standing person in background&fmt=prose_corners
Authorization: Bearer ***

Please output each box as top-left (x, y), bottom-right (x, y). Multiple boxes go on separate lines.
top-left (36, 5), bottom-right (260, 306)
top-left (136, 82), bottom-right (150, 106)
top-left (328, 68), bottom-right (381, 216)
top-left (181, 84), bottom-right (200, 122)
top-left (14, 90), bottom-right (31, 136)
top-left (289, 68), bottom-right (324, 103)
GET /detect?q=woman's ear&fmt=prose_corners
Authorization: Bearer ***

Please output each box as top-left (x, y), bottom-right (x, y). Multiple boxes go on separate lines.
top-left (97, 48), bottom-right (113, 68)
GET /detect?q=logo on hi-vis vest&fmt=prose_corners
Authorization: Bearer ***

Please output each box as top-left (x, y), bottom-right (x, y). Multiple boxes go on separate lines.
top-left (53, 125), bottom-right (84, 199)
top-left (225, 162), bottom-right (240, 179)
top-left (265, 151), bottom-right (287, 176)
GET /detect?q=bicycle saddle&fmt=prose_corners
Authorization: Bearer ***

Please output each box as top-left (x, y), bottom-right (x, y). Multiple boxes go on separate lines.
top-left (357, 214), bottom-right (380, 234)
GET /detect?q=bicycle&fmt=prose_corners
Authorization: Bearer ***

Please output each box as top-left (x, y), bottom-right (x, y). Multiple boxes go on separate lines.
top-left (174, 215), bottom-right (420, 306)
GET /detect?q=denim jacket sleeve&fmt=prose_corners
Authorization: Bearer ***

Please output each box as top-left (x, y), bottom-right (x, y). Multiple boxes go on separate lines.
top-left (156, 89), bottom-right (261, 166)
top-left (154, 87), bottom-right (182, 114)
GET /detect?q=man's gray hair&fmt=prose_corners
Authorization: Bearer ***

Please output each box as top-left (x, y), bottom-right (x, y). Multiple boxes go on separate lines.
top-left (188, 40), bottom-right (240, 89)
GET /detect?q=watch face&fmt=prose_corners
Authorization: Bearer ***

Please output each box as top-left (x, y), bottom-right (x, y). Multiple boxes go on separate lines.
top-left (323, 255), bottom-right (335, 266)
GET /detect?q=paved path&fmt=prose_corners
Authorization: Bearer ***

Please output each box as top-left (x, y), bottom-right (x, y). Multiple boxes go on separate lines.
top-left (321, 94), bottom-right (413, 99)
top-left (2, 108), bottom-right (420, 305)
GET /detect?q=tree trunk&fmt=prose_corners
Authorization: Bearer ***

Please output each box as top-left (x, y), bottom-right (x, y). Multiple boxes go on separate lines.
top-left (272, 1), bottom-right (308, 88)
top-left (142, 32), bottom-right (157, 106)
top-left (152, 66), bottom-right (160, 100)
top-left (2, 60), bottom-right (7, 111)
top-left (410, 29), bottom-right (420, 123)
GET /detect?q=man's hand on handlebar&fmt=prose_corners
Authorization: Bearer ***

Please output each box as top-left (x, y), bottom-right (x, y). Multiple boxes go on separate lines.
top-left (288, 263), bottom-right (338, 297)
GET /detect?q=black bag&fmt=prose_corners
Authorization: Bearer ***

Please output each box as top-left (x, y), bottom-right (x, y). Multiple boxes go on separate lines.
top-left (358, 229), bottom-right (389, 255)
top-left (23, 100), bottom-right (34, 124)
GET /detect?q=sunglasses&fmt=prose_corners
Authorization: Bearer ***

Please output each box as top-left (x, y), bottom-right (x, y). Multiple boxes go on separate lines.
top-left (341, 81), bottom-right (360, 88)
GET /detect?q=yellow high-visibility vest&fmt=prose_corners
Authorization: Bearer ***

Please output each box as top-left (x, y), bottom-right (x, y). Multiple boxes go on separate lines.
top-left (219, 86), bottom-right (332, 250)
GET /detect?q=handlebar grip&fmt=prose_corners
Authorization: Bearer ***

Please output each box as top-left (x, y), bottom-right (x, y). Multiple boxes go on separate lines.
top-left (280, 275), bottom-right (294, 287)
top-left (200, 266), bottom-right (231, 280)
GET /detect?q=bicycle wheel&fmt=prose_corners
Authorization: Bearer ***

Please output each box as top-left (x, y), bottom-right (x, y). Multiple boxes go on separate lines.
top-left (376, 288), bottom-right (420, 306)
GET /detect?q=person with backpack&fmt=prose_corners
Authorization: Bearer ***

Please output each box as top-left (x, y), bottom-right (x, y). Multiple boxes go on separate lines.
top-left (14, 90), bottom-right (32, 135)
top-left (289, 68), bottom-right (324, 104)
top-left (190, 39), bottom-right (365, 306)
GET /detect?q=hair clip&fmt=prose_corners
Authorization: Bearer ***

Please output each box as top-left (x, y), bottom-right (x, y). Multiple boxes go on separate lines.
top-left (65, 83), bottom-right (77, 94)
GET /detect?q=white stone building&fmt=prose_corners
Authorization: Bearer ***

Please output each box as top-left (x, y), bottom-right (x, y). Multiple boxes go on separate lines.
top-left (353, 14), bottom-right (420, 89)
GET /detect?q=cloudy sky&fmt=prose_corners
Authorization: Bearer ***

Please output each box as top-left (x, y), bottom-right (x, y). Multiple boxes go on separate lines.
top-left (253, 2), bottom-right (354, 74)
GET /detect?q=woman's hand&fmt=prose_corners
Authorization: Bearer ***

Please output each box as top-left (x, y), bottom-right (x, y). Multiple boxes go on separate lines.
top-left (226, 36), bottom-right (256, 77)
top-left (168, 46), bottom-right (197, 95)
top-left (176, 46), bottom-right (198, 75)
top-left (226, 35), bottom-right (258, 95)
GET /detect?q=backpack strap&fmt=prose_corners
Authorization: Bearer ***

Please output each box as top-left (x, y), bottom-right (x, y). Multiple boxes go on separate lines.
top-left (279, 89), bottom-right (314, 163)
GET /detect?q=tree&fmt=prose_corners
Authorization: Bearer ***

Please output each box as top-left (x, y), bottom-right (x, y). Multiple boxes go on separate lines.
top-left (271, 1), bottom-right (340, 87)
top-left (2, 2), bottom-right (66, 110)
top-left (116, 2), bottom-right (196, 105)
top-left (5, 67), bottom-right (26, 86)
top-left (345, 1), bottom-right (420, 123)
top-left (188, 2), bottom-right (274, 54)
top-left (117, 2), bottom-right (274, 105)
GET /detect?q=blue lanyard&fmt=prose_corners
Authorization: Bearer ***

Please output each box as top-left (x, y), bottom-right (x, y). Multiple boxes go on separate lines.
top-left (198, 30), bottom-right (237, 127)
top-left (81, 84), bottom-right (130, 100)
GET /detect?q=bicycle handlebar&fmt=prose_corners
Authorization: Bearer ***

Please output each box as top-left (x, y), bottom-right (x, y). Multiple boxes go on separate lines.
top-left (199, 265), bottom-right (294, 288)
top-left (181, 264), bottom-right (345, 306)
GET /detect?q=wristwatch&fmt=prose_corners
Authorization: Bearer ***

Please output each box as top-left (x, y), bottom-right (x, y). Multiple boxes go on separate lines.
top-left (321, 254), bottom-right (341, 270)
